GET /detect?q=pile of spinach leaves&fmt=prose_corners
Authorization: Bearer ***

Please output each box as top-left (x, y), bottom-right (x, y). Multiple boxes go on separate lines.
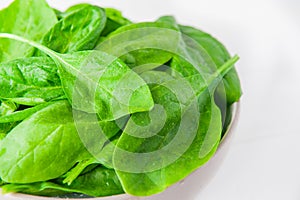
top-left (0, 0), bottom-right (242, 197)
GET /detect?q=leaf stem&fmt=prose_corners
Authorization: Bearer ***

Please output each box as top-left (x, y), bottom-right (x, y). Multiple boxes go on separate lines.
top-left (208, 55), bottom-right (239, 91)
top-left (0, 33), bottom-right (59, 60)
top-left (217, 55), bottom-right (239, 77)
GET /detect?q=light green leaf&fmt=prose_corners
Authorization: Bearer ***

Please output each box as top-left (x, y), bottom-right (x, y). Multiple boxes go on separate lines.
top-left (0, 0), bottom-right (57, 62)
top-left (0, 101), bottom-right (90, 183)
top-left (0, 33), bottom-right (154, 120)
top-left (0, 100), bottom-right (18, 136)
top-left (113, 56), bottom-right (238, 196)
top-left (0, 57), bottom-right (64, 105)
top-left (97, 22), bottom-right (180, 71)
top-left (41, 5), bottom-right (106, 53)
top-left (0, 102), bottom-right (54, 123)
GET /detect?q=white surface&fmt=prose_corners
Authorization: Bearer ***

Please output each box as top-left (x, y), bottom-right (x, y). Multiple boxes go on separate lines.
top-left (1, 0), bottom-right (300, 200)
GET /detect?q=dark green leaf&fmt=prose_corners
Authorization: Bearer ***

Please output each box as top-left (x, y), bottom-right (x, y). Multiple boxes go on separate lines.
top-left (0, 178), bottom-right (5, 186)
top-left (179, 25), bottom-right (242, 104)
top-left (111, 73), bottom-right (211, 195)
top-left (0, 122), bottom-right (17, 136)
top-left (113, 55), bottom-right (237, 195)
top-left (53, 8), bottom-right (64, 20)
top-left (101, 8), bottom-right (132, 36)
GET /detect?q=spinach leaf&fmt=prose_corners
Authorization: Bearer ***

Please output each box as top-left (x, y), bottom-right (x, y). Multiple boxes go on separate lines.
top-left (0, 102), bottom-right (55, 123)
top-left (0, 3), bottom-right (242, 197)
top-left (2, 166), bottom-right (124, 197)
top-left (64, 135), bottom-right (121, 186)
top-left (0, 133), bottom-right (6, 141)
top-left (0, 0), bottom-right (57, 62)
top-left (155, 15), bottom-right (240, 103)
top-left (41, 5), bottom-right (106, 53)
top-left (0, 100), bottom-right (125, 184)
top-left (53, 8), bottom-right (64, 20)
top-left (156, 16), bottom-right (180, 29)
top-left (62, 130), bottom-right (125, 185)
top-left (0, 178), bottom-right (4, 186)
top-left (95, 137), bottom-right (120, 169)
top-left (0, 57), bottom-right (64, 105)
top-left (0, 101), bottom-right (17, 116)
top-left (0, 121), bottom-right (17, 136)
top-left (105, 8), bottom-right (132, 27)
top-left (0, 101), bottom-right (18, 136)
top-left (0, 122), bottom-right (17, 136)
top-left (62, 159), bottom-right (97, 186)
top-left (0, 99), bottom-right (126, 183)
top-left (0, 33), bottom-right (154, 120)
top-left (101, 8), bottom-right (132, 36)
top-left (113, 56), bottom-right (238, 195)
top-left (1, 98), bottom-right (47, 106)
top-left (179, 25), bottom-right (242, 104)
top-left (97, 22), bottom-right (179, 72)
top-left (55, 51), bottom-right (154, 120)
top-left (0, 101), bottom-right (91, 183)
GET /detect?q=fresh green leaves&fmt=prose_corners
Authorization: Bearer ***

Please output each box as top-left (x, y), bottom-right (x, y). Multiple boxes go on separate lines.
top-left (113, 56), bottom-right (237, 195)
top-left (0, 0), bottom-right (57, 62)
top-left (0, 34), bottom-right (154, 120)
top-left (101, 8), bottom-right (132, 36)
top-left (179, 25), bottom-right (242, 104)
top-left (41, 5), bottom-right (106, 53)
top-left (0, 100), bottom-right (126, 183)
top-left (0, 101), bottom-right (89, 183)
top-left (0, 57), bottom-right (63, 105)
top-left (0, 102), bottom-right (54, 123)
top-left (0, 101), bottom-right (17, 116)
top-left (54, 51), bottom-right (154, 120)
top-left (97, 22), bottom-right (179, 71)
top-left (0, 0), bottom-right (242, 198)
top-left (2, 166), bottom-right (124, 197)
top-left (0, 101), bottom-right (18, 135)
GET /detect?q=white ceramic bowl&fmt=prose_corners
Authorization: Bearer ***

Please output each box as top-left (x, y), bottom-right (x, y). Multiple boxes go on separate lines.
top-left (0, 103), bottom-right (239, 200)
